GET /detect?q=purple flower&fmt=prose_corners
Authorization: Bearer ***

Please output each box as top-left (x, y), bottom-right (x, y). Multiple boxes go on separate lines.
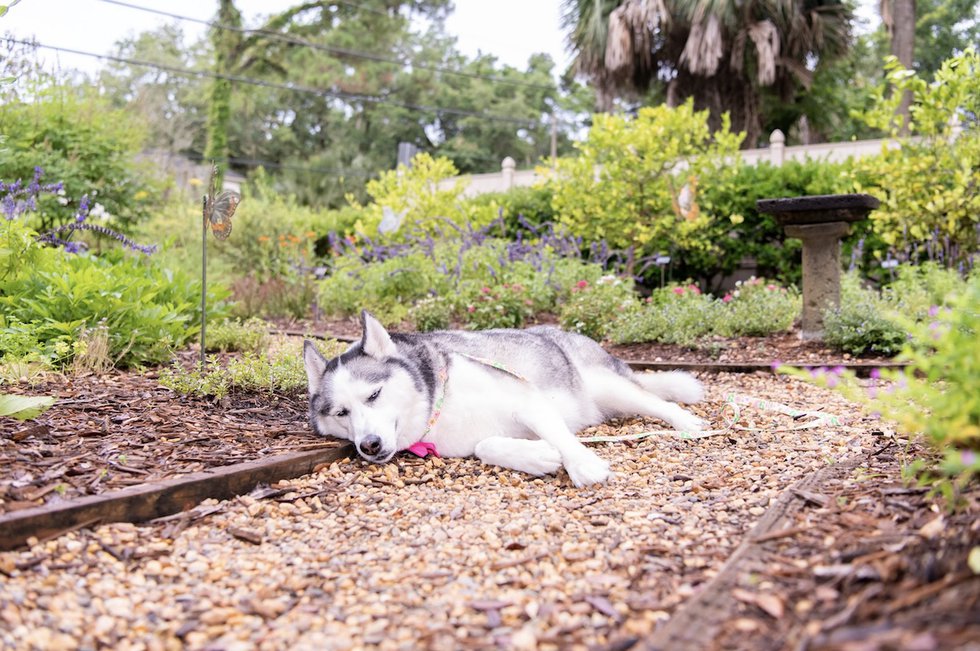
top-left (928, 305), bottom-right (939, 317)
top-left (870, 367), bottom-right (881, 380)
top-left (76, 195), bottom-right (90, 223)
top-left (962, 450), bottom-right (977, 466)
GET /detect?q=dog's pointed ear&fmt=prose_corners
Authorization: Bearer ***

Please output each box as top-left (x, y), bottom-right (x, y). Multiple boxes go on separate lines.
top-left (303, 340), bottom-right (328, 392)
top-left (361, 310), bottom-right (396, 359)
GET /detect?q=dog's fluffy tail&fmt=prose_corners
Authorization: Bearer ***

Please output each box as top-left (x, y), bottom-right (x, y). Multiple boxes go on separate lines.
top-left (636, 371), bottom-right (704, 404)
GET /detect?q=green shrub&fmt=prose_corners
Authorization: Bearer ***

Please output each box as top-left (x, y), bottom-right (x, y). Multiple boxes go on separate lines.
top-left (549, 100), bottom-right (743, 274)
top-left (409, 296), bottom-right (453, 332)
top-left (848, 49), bottom-right (980, 268)
top-left (693, 159), bottom-right (850, 287)
top-left (609, 284), bottom-right (719, 347)
top-left (785, 274), bottom-right (980, 504)
top-left (823, 273), bottom-right (907, 356)
top-left (1, 220), bottom-right (226, 368)
top-left (459, 282), bottom-right (536, 330)
top-left (319, 250), bottom-right (447, 326)
top-left (467, 185), bottom-right (555, 234)
top-left (558, 276), bottom-right (636, 341)
top-left (206, 317), bottom-right (269, 353)
top-left (883, 262), bottom-right (966, 319)
top-left (160, 338), bottom-right (347, 399)
top-left (716, 278), bottom-right (801, 337)
top-left (350, 153), bottom-right (497, 240)
top-left (0, 84), bottom-right (162, 233)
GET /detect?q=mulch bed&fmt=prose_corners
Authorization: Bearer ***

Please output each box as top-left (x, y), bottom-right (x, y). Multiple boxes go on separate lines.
top-left (0, 368), bottom-right (336, 516)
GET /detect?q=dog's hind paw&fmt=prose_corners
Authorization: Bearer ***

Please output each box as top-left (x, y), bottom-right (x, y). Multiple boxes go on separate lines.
top-left (670, 410), bottom-right (707, 435)
top-left (565, 455), bottom-right (612, 487)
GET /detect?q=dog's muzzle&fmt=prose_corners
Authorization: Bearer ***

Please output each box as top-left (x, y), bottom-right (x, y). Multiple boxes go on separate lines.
top-left (357, 435), bottom-right (392, 463)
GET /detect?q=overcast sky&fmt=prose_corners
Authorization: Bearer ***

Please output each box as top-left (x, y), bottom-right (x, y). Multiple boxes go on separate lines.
top-left (1, 0), bottom-right (571, 76)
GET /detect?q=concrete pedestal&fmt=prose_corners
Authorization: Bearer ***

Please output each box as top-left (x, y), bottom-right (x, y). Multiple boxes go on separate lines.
top-left (756, 193), bottom-right (879, 342)
top-left (785, 222), bottom-right (851, 341)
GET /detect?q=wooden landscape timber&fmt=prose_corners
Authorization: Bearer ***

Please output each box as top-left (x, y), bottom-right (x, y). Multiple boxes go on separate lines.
top-left (0, 444), bottom-right (353, 551)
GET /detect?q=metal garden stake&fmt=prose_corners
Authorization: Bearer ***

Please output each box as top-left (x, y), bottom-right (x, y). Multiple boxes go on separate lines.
top-left (200, 163), bottom-right (241, 368)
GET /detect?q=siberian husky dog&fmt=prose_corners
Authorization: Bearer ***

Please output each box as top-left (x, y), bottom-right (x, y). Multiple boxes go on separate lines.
top-left (304, 311), bottom-right (706, 487)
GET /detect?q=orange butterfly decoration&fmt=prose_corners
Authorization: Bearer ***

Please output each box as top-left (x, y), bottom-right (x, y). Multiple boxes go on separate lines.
top-left (202, 163), bottom-right (240, 240)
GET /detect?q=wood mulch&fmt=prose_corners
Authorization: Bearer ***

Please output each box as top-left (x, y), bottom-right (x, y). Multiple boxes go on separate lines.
top-left (0, 368), bottom-right (337, 516)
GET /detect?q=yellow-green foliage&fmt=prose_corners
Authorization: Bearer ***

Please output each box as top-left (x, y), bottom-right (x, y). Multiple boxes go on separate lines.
top-left (547, 100), bottom-right (744, 259)
top-left (850, 49), bottom-right (980, 265)
top-left (352, 153), bottom-right (497, 240)
top-left (784, 274), bottom-right (980, 503)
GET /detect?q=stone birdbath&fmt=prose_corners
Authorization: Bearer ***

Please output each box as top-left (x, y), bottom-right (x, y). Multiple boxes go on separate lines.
top-left (757, 194), bottom-right (880, 341)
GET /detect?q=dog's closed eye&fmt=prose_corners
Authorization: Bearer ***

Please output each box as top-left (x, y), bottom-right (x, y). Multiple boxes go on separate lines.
top-left (367, 388), bottom-right (382, 403)
top-left (336, 408), bottom-right (349, 418)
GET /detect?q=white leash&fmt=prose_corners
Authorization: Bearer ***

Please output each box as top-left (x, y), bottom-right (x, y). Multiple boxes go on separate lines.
top-left (578, 393), bottom-right (843, 443)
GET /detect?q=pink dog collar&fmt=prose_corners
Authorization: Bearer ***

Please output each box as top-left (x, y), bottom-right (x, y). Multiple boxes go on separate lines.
top-left (405, 441), bottom-right (440, 458)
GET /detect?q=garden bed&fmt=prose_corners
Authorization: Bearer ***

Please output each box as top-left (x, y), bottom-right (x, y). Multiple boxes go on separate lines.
top-left (0, 367), bottom-right (339, 517)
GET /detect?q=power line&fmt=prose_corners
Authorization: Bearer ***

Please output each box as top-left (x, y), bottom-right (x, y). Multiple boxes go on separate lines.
top-left (8, 38), bottom-right (544, 127)
top-left (184, 152), bottom-right (380, 178)
top-left (95, 0), bottom-right (558, 93)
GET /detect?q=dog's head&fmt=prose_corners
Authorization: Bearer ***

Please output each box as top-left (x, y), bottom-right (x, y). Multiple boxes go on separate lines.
top-left (304, 311), bottom-right (426, 463)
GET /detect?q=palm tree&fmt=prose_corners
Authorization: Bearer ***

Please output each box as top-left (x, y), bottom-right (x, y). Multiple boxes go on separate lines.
top-left (562, 0), bottom-right (853, 145)
top-left (881, 0), bottom-right (916, 132)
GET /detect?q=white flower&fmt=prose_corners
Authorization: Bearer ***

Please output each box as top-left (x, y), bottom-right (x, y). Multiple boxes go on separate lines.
top-left (89, 202), bottom-right (110, 221)
top-left (57, 197), bottom-right (69, 205)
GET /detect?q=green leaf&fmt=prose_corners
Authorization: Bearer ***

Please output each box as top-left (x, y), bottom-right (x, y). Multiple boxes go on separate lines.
top-left (0, 394), bottom-right (56, 421)
top-left (970, 547), bottom-right (980, 575)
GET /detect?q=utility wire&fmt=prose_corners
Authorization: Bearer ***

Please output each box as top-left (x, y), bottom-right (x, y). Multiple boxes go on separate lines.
top-left (95, 0), bottom-right (558, 92)
top-left (184, 152), bottom-right (379, 178)
top-left (8, 38), bottom-right (543, 127)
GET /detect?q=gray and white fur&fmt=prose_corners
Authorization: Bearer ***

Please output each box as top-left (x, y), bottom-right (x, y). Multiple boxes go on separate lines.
top-left (304, 311), bottom-right (706, 487)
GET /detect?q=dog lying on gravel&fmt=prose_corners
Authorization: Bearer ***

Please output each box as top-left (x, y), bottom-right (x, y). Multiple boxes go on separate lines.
top-left (304, 311), bottom-right (706, 487)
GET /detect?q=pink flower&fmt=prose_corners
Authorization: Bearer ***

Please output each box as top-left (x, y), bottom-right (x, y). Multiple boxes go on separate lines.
top-left (688, 284), bottom-right (701, 295)
top-left (722, 293), bottom-right (733, 303)
top-left (480, 286), bottom-right (491, 294)
top-left (467, 305), bottom-right (476, 313)
top-left (766, 284), bottom-right (776, 291)
top-left (672, 287), bottom-right (685, 295)
top-left (576, 280), bottom-right (589, 289)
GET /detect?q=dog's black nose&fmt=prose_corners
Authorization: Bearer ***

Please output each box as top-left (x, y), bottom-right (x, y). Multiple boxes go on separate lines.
top-left (359, 435), bottom-right (382, 457)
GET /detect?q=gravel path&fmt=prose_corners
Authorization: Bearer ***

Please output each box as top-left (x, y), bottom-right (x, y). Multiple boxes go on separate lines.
top-left (0, 374), bottom-right (875, 650)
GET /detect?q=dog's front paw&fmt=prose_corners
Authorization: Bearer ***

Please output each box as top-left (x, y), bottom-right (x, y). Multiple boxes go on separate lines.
top-left (564, 455), bottom-right (612, 487)
top-left (520, 444), bottom-right (563, 476)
